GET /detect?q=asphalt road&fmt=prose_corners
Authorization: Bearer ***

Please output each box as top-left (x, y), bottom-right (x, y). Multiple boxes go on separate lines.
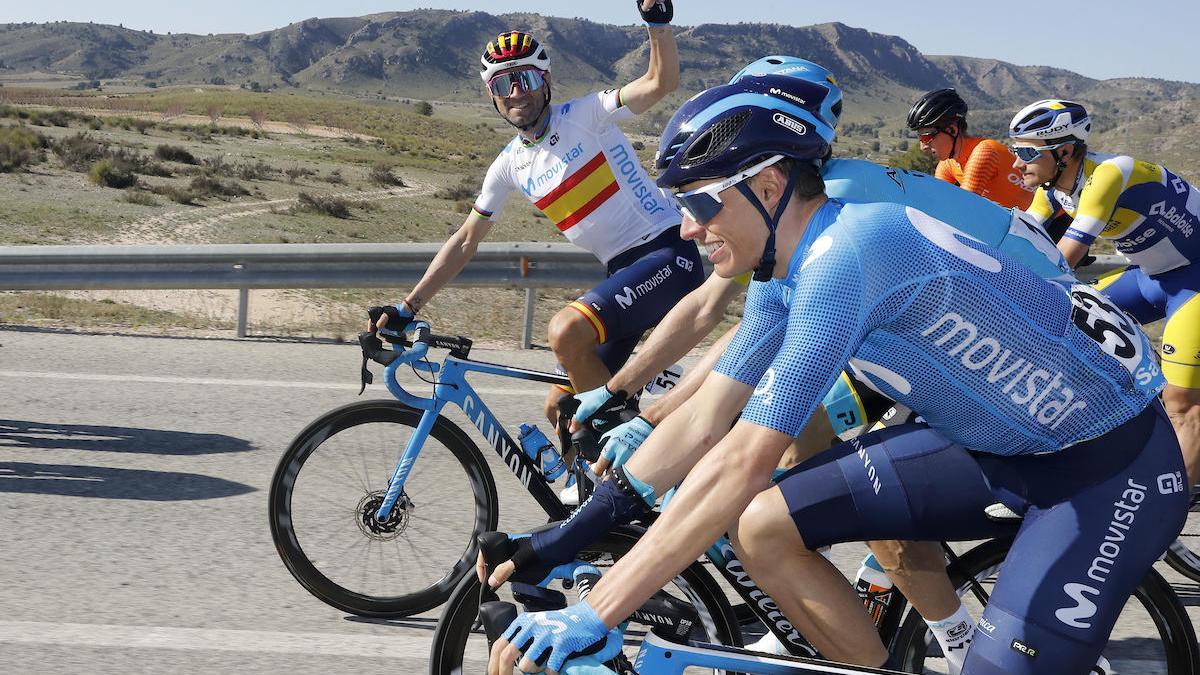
top-left (0, 328), bottom-right (1196, 674)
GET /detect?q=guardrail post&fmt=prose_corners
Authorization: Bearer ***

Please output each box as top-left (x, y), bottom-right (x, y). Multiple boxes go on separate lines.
top-left (237, 288), bottom-right (249, 338)
top-left (520, 255), bottom-right (534, 349)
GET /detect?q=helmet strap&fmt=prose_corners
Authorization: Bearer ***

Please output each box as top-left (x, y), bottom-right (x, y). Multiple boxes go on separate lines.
top-left (735, 168), bottom-right (803, 282)
top-left (1044, 145), bottom-right (1074, 191)
top-left (946, 120), bottom-right (961, 159)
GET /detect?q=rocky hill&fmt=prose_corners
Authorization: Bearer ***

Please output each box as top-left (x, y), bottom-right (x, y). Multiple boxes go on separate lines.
top-left (2, 12), bottom-right (1196, 171)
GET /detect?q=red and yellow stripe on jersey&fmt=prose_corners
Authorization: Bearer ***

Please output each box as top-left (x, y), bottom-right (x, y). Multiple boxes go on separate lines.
top-left (534, 152), bottom-right (620, 233)
top-left (568, 300), bottom-right (607, 343)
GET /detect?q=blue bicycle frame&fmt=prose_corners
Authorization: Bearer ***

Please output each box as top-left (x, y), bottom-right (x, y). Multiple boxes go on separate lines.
top-left (629, 632), bottom-right (898, 675)
top-left (371, 325), bottom-right (574, 523)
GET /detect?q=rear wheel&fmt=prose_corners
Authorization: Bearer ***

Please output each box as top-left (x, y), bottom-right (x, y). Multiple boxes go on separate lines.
top-left (1164, 492), bottom-right (1200, 583)
top-left (893, 538), bottom-right (1200, 674)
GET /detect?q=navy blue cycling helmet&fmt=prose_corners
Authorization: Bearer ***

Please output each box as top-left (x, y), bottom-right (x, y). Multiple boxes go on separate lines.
top-left (655, 75), bottom-right (834, 281)
top-left (729, 56), bottom-right (843, 131)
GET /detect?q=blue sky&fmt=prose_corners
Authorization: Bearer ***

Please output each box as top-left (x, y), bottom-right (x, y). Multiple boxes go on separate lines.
top-left (4, 1), bottom-right (1197, 83)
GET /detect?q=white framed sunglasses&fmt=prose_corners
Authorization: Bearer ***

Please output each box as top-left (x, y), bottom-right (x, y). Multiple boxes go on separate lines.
top-left (1012, 142), bottom-right (1072, 163)
top-left (673, 154), bottom-right (785, 224)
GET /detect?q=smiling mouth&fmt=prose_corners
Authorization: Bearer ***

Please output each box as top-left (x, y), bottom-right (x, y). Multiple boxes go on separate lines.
top-left (705, 239), bottom-right (726, 260)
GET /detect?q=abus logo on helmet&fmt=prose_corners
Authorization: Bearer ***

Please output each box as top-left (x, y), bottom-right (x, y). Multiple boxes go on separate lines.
top-left (772, 113), bottom-right (807, 136)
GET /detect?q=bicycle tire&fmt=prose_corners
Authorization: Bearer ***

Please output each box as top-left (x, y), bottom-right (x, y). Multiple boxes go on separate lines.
top-left (428, 525), bottom-right (742, 675)
top-left (1164, 494), bottom-right (1200, 583)
top-left (268, 399), bottom-right (499, 617)
top-left (892, 537), bottom-right (1200, 674)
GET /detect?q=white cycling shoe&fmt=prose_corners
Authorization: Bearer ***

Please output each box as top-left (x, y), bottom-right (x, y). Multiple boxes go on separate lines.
top-left (558, 482), bottom-right (580, 506)
top-left (745, 632), bottom-right (789, 656)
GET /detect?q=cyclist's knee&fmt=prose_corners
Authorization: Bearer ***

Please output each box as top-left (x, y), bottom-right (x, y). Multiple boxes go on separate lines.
top-left (732, 488), bottom-right (804, 559)
top-left (548, 306), bottom-right (600, 357)
top-left (1161, 383), bottom-right (1200, 418)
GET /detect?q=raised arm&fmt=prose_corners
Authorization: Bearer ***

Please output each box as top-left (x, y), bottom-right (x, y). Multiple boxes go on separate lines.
top-left (617, 1), bottom-right (679, 115)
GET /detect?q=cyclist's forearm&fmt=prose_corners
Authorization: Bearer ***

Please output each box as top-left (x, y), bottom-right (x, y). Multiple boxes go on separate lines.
top-left (608, 283), bottom-right (733, 396)
top-left (406, 218), bottom-right (488, 310)
top-left (640, 323), bottom-right (738, 426)
top-left (619, 26), bottom-right (678, 115)
top-left (625, 369), bottom-right (750, 493)
top-left (589, 420), bottom-right (791, 627)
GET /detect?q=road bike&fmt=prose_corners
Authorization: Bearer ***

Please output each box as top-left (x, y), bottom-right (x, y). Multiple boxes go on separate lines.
top-left (268, 322), bottom-right (635, 617)
top-left (1165, 492), bottom-right (1200, 584)
top-left (432, 530), bottom-right (1200, 674)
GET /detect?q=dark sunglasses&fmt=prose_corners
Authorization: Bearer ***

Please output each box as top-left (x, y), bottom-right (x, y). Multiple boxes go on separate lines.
top-left (673, 155), bottom-right (784, 224)
top-left (487, 68), bottom-right (545, 97)
top-left (915, 128), bottom-right (943, 143)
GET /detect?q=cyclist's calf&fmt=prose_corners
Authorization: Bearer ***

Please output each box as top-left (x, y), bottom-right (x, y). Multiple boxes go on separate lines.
top-left (866, 539), bottom-right (961, 621)
top-left (731, 486), bottom-right (890, 667)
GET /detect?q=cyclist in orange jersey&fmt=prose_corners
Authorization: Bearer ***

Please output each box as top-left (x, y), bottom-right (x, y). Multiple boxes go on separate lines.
top-left (908, 88), bottom-right (1036, 210)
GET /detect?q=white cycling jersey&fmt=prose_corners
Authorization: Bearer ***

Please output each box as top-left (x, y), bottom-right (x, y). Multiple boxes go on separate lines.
top-left (473, 89), bottom-right (681, 264)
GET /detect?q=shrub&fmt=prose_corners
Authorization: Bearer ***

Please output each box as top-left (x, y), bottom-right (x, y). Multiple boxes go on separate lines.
top-left (284, 166), bottom-right (315, 183)
top-left (295, 191), bottom-right (351, 218)
top-left (189, 175), bottom-right (249, 198)
top-left (88, 159), bottom-right (137, 189)
top-left (121, 190), bottom-right (158, 206)
top-left (236, 160), bottom-right (276, 181)
top-left (155, 144), bottom-right (198, 164)
top-left (52, 133), bottom-right (108, 171)
top-left (0, 126), bottom-right (47, 172)
top-left (150, 185), bottom-right (198, 205)
top-left (414, 100), bottom-right (433, 116)
top-left (435, 178), bottom-right (477, 201)
top-left (368, 163), bottom-right (405, 187)
top-left (324, 168), bottom-right (346, 185)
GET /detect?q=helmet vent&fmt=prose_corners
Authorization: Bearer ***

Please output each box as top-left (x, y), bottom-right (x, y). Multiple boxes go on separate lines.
top-left (681, 110), bottom-right (751, 169)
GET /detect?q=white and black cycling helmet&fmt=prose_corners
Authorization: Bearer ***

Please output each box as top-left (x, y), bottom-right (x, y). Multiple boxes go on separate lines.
top-left (1008, 99), bottom-right (1091, 143)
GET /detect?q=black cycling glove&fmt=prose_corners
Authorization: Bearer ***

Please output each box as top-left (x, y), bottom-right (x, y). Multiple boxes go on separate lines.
top-left (366, 303), bottom-right (414, 337)
top-left (638, 0), bottom-right (673, 25)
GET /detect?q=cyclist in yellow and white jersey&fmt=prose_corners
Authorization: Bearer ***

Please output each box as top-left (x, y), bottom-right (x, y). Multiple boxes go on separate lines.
top-left (1009, 99), bottom-right (1200, 488)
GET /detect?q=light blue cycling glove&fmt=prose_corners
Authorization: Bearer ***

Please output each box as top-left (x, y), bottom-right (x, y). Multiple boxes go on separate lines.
top-left (573, 385), bottom-right (615, 423)
top-left (502, 600), bottom-right (623, 673)
top-left (600, 416), bottom-right (654, 470)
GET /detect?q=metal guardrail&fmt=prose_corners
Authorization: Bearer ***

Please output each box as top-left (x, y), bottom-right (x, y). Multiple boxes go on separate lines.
top-left (0, 242), bottom-right (1128, 344)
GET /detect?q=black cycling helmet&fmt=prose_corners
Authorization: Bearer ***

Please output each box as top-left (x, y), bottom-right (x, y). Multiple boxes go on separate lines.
top-left (906, 88), bottom-right (968, 130)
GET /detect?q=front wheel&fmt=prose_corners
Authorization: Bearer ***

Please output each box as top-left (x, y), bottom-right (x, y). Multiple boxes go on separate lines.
top-left (268, 399), bottom-right (498, 617)
top-left (892, 538), bottom-right (1200, 674)
top-left (428, 526), bottom-right (741, 675)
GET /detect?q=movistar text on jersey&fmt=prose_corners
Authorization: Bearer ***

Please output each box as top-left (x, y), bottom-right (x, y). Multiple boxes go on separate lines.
top-left (922, 311), bottom-right (1088, 430)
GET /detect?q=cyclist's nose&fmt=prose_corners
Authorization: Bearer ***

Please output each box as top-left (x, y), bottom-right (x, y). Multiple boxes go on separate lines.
top-left (679, 215), bottom-right (706, 241)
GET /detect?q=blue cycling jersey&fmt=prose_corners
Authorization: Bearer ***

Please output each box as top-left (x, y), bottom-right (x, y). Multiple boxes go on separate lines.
top-left (716, 200), bottom-right (1164, 455)
top-left (822, 159), bottom-right (1073, 286)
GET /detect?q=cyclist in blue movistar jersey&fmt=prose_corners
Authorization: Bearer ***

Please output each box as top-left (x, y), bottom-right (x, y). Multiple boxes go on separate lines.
top-left (370, 3), bottom-right (704, 425)
top-left (484, 58), bottom-right (1073, 671)
top-left (488, 75), bottom-right (1186, 675)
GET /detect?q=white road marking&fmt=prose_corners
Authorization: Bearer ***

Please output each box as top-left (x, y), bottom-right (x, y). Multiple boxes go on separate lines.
top-left (0, 620), bottom-right (428, 658)
top-left (0, 370), bottom-right (545, 396)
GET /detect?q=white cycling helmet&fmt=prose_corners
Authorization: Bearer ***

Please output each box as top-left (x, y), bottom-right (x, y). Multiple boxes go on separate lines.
top-left (1008, 99), bottom-right (1091, 143)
